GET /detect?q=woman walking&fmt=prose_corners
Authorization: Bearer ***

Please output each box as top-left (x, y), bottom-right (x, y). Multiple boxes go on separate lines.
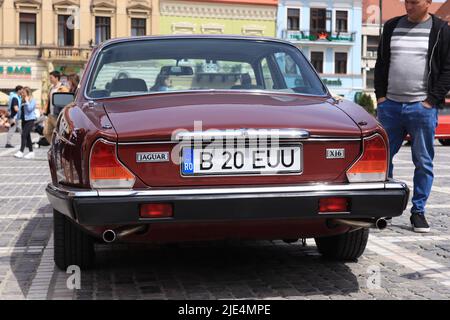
top-left (67, 73), bottom-right (80, 93)
top-left (14, 87), bottom-right (37, 159)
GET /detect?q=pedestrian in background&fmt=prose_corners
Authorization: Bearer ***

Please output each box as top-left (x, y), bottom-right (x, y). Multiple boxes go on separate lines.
top-left (375, 0), bottom-right (450, 233)
top-left (14, 87), bottom-right (37, 159)
top-left (43, 71), bottom-right (69, 144)
top-left (5, 85), bottom-right (23, 148)
top-left (67, 73), bottom-right (80, 94)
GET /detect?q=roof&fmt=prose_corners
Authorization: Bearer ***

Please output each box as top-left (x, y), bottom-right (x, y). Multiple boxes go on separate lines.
top-left (436, 0), bottom-right (450, 21)
top-left (96, 34), bottom-right (293, 50)
top-left (363, 0), bottom-right (444, 24)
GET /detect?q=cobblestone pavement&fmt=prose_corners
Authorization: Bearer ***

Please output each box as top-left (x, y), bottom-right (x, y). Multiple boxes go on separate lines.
top-left (0, 132), bottom-right (449, 300)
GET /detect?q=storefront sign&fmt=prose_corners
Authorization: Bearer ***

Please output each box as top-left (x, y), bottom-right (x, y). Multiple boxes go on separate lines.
top-left (288, 32), bottom-right (354, 42)
top-left (322, 78), bottom-right (343, 86)
top-left (0, 66), bottom-right (32, 78)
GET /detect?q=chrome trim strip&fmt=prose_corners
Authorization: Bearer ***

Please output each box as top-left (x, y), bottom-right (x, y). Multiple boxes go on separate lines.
top-left (117, 137), bottom-right (362, 145)
top-left (85, 88), bottom-right (330, 102)
top-left (119, 141), bottom-right (176, 145)
top-left (307, 137), bottom-right (361, 141)
top-left (47, 183), bottom-right (98, 197)
top-left (174, 129), bottom-right (310, 140)
top-left (385, 179), bottom-right (408, 190)
top-left (47, 181), bottom-right (407, 198)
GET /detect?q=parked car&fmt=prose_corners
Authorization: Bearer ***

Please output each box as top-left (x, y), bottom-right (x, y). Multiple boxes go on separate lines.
top-left (46, 36), bottom-right (409, 269)
top-left (403, 94), bottom-right (450, 146)
top-left (436, 95), bottom-right (450, 146)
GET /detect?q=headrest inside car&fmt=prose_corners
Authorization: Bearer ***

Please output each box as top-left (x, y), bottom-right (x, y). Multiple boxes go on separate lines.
top-left (110, 78), bottom-right (148, 93)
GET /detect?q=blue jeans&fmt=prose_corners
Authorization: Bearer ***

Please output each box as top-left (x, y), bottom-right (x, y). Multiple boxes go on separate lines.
top-left (377, 99), bottom-right (438, 215)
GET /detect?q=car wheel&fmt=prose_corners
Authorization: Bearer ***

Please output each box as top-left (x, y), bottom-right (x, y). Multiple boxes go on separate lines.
top-left (439, 139), bottom-right (450, 146)
top-left (53, 209), bottom-right (95, 270)
top-left (314, 228), bottom-right (369, 261)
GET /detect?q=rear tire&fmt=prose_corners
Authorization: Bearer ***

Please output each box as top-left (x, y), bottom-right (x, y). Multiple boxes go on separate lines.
top-left (53, 209), bottom-right (95, 270)
top-left (314, 228), bottom-right (369, 261)
top-left (439, 139), bottom-right (450, 146)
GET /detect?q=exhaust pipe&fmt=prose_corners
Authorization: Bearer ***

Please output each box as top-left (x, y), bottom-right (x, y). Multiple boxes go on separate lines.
top-left (375, 218), bottom-right (388, 230)
top-left (102, 229), bottom-right (117, 243)
top-left (330, 218), bottom-right (388, 230)
top-left (102, 225), bottom-right (147, 243)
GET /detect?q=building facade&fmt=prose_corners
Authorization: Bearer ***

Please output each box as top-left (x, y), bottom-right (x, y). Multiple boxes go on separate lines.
top-left (159, 0), bottom-right (277, 37)
top-left (0, 0), bottom-right (159, 106)
top-left (277, 0), bottom-right (363, 101)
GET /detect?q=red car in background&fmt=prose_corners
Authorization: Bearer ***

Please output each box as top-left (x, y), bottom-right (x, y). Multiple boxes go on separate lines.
top-left (404, 94), bottom-right (450, 145)
top-left (46, 36), bottom-right (409, 270)
top-left (436, 95), bottom-right (450, 146)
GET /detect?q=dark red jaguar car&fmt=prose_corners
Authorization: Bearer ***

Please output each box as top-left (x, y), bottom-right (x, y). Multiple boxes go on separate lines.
top-left (46, 36), bottom-right (409, 269)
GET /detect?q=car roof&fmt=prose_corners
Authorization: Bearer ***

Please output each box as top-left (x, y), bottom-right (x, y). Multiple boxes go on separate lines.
top-left (95, 34), bottom-right (296, 51)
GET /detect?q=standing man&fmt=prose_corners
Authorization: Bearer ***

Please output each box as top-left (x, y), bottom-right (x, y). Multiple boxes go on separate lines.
top-left (5, 86), bottom-right (23, 148)
top-left (43, 71), bottom-right (69, 144)
top-left (375, 0), bottom-right (450, 233)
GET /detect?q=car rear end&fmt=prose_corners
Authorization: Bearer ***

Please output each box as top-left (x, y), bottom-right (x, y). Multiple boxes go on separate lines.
top-left (46, 36), bottom-right (409, 269)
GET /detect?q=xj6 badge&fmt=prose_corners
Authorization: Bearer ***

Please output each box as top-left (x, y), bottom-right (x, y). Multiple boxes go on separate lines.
top-left (136, 152), bottom-right (170, 163)
top-left (326, 148), bottom-right (345, 159)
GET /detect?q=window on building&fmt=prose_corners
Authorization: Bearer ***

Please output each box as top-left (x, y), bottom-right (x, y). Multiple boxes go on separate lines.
top-left (336, 11), bottom-right (348, 33)
top-left (131, 18), bottom-right (146, 37)
top-left (367, 35), bottom-right (380, 58)
top-left (310, 8), bottom-right (327, 33)
top-left (287, 8), bottom-right (300, 31)
top-left (19, 13), bottom-right (36, 46)
top-left (95, 17), bottom-right (111, 44)
top-left (311, 52), bottom-right (324, 74)
top-left (335, 52), bottom-right (348, 74)
top-left (366, 69), bottom-right (375, 89)
top-left (58, 15), bottom-right (74, 46)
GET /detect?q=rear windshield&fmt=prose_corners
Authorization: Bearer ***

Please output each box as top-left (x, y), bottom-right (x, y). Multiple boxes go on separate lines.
top-left (86, 38), bottom-right (328, 99)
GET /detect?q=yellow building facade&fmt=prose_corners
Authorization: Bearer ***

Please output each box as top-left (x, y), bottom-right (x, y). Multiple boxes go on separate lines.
top-left (159, 0), bottom-right (277, 37)
top-left (0, 0), bottom-right (159, 106)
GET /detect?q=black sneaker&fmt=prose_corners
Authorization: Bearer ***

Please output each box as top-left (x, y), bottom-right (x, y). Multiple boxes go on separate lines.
top-left (4, 144), bottom-right (14, 148)
top-left (410, 213), bottom-right (430, 233)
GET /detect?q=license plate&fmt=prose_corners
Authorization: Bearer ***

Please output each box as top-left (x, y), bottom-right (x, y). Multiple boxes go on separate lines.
top-left (181, 145), bottom-right (302, 176)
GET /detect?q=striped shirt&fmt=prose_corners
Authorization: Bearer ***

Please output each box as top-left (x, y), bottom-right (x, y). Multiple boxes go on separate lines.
top-left (387, 16), bottom-right (432, 103)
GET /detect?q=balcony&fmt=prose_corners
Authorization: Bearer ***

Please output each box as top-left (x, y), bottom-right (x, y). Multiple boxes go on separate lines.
top-left (40, 47), bottom-right (92, 62)
top-left (282, 29), bottom-right (356, 45)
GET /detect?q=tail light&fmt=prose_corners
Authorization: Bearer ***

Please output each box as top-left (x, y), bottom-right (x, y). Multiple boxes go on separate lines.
top-left (319, 197), bottom-right (350, 213)
top-left (346, 134), bottom-right (388, 183)
top-left (140, 203), bottom-right (173, 218)
top-left (89, 139), bottom-right (135, 189)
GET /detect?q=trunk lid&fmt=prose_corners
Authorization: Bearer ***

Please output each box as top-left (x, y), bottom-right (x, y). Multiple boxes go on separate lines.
top-left (102, 92), bottom-right (362, 187)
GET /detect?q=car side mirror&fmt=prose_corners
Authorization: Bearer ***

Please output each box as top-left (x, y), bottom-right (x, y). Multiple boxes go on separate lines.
top-left (52, 92), bottom-right (75, 116)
